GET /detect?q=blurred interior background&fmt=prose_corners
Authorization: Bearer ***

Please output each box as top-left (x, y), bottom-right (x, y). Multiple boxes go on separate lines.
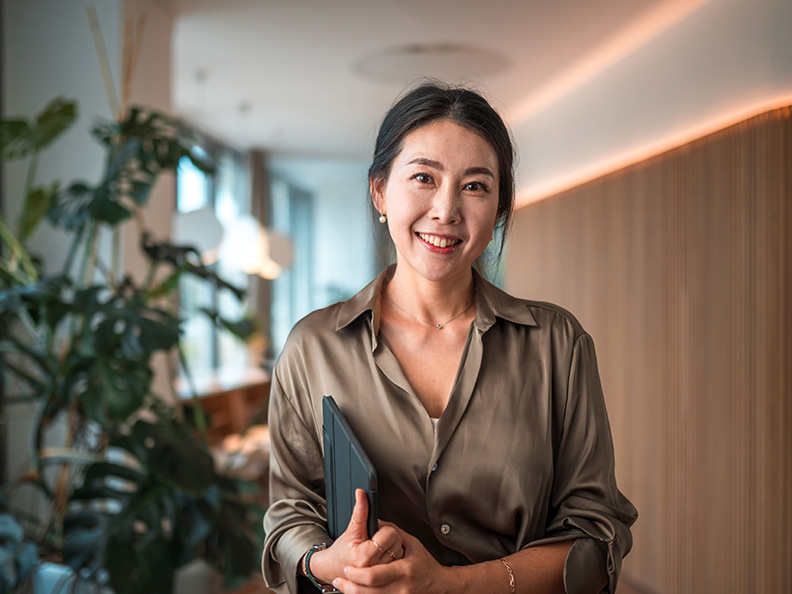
top-left (2, 0), bottom-right (791, 592)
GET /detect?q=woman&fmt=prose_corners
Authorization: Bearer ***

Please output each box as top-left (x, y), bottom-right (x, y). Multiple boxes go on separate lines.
top-left (262, 83), bottom-right (637, 594)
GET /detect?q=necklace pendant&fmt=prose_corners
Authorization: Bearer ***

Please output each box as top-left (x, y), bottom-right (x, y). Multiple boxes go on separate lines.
top-left (436, 323), bottom-right (443, 329)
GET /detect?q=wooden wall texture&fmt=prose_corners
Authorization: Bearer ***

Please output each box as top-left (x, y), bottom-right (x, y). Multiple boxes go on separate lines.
top-left (505, 107), bottom-right (792, 593)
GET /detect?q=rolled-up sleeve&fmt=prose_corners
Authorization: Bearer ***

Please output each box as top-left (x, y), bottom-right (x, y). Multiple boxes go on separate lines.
top-left (262, 366), bottom-right (331, 594)
top-left (530, 333), bottom-right (638, 594)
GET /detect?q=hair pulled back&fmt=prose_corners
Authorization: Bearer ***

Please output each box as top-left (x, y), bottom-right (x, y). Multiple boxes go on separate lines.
top-left (369, 82), bottom-right (515, 240)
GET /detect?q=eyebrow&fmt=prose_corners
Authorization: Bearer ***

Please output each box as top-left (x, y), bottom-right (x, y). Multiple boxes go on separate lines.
top-left (406, 157), bottom-right (495, 178)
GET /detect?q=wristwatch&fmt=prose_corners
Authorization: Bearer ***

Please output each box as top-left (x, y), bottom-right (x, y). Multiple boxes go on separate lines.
top-left (302, 543), bottom-right (342, 593)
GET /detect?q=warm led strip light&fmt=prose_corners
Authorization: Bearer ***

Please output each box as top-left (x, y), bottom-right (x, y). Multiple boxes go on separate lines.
top-left (516, 95), bottom-right (792, 208)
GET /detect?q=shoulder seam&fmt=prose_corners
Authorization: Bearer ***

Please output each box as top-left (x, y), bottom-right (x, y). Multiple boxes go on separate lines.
top-left (521, 300), bottom-right (587, 338)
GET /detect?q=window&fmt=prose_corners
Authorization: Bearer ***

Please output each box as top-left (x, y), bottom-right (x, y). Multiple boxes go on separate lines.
top-left (269, 176), bottom-right (314, 355)
top-left (267, 158), bottom-right (376, 356)
top-left (176, 145), bottom-right (251, 376)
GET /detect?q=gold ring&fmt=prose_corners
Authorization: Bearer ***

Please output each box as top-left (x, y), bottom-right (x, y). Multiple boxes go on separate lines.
top-left (371, 539), bottom-right (396, 561)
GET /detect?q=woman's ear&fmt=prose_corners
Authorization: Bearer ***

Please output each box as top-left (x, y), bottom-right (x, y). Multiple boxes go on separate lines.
top-left (370, 178), bottom-right (385, 214)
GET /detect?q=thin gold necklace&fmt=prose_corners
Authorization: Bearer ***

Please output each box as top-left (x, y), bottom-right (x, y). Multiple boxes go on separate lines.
top-left (384, 292), bottom-right (473, 330)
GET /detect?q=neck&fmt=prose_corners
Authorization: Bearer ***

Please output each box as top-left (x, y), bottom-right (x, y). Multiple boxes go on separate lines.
top-left (386, 265), bottom-right (475, 322)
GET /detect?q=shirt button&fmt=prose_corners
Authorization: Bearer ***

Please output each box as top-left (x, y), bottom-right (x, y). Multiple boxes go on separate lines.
top-left (431, 463), bottom-right (438, 472)
top-left (440, 523), bottom-right (451, 535)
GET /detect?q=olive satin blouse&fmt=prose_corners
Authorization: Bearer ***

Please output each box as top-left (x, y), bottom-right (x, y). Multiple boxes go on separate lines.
top-left (262, 267), bottom-right (637, 594)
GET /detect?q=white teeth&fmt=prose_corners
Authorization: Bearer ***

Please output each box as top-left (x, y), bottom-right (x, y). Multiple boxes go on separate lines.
top-left (418, 233), bottom-right (460, 248)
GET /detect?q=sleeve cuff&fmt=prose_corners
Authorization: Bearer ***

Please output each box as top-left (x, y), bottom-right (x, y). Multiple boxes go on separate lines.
top-left (563, 537), bottom-right (609, 594)
top-left (263, 524), bottom-right (331, 594)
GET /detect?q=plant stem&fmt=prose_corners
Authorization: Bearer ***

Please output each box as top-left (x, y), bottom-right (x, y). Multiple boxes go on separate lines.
top-left (78, 221), bottom-right (98, 288)
top-left (40, 396), bottom-right (81, 548)
top-left (17, 151), bottom-right (40, 237)
top-left (140, 257), bottom-right (159, 294)
top-left (84, 226), bottom-right (100, 287)
top-left (177, 345), bottom-right (208, 444)
top-left (87, 5), bottom-right (120, 118)
top-left (61, 223), bottom-right (85, 277)
top-left (110, 227), bottom-right (120, 289)
top-left (29, 395), bottom-right (55, 543)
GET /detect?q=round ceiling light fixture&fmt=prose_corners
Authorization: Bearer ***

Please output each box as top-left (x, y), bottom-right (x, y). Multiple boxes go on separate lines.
top-left (353, 43), bottom-right (510, 83)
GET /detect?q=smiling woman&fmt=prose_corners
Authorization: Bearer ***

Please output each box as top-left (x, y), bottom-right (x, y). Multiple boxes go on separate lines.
top-left (262, 82), bottom-right (637, 594)
top-left (372, 119), bottom-right (500, 290)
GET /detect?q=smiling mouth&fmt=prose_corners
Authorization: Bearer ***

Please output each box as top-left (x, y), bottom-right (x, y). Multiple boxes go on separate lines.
top-left (417, 232), bottom-right (462, 248)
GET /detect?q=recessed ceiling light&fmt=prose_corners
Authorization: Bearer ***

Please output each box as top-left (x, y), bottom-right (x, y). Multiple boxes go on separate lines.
top-left (353, 43), bottom-right (510, 83)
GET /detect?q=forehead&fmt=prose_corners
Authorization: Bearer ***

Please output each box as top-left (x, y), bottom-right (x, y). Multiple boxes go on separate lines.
top-left (396, 120), bottom-right (498, 169)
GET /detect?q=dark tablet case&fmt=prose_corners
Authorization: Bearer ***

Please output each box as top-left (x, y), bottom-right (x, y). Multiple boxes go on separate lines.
top-left (322, 395), bottom-right (378, 539)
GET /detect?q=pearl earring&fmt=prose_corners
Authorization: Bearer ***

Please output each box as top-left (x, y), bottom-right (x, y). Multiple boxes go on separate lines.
top-left (379, 213), bottom-right (387, 224)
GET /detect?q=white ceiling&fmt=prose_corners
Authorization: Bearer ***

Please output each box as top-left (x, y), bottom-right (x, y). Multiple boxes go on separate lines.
top-left (168, 0), bottom-right (691, 159)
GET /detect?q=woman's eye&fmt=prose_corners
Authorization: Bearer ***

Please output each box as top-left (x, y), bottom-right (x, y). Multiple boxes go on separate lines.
top-left (413, 173), bottom-right (433, 184)
top-left (464, 181), bottom-right (488, 192)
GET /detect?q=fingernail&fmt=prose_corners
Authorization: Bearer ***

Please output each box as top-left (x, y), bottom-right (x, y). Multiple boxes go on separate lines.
top-left (333, 579), bottom-right (341, 589)
top-left (343, 566), bottom-right (349, 576)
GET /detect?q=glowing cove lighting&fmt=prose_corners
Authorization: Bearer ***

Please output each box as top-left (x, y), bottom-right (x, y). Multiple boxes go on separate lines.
top-left (515, 95), bottom-right (792, 208)
top-left (506, 0), bottom-right (792, 207)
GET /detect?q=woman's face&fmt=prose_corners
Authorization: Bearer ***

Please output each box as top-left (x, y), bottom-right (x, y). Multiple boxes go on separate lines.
top-left (372, 119), bottom-right (500, 285)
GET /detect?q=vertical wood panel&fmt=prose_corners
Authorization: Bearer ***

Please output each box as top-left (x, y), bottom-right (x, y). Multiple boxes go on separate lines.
top-left (506, 107), bottom-right (792, 593)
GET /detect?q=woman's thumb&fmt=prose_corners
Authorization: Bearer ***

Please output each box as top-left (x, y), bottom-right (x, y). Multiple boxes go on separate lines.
top-left (346, 488), bottom-right (370, 539)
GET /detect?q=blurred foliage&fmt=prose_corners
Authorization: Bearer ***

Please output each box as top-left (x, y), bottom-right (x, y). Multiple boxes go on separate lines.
top-left (0, 99), bottom-right (263, 593)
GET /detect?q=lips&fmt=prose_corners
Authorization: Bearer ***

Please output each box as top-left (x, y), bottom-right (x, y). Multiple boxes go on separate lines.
top-left (417, 232), bottom-right (462, 248)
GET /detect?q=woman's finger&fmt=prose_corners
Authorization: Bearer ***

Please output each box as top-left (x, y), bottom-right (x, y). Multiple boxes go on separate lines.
top-left (369, 537), bottom-right (399, 564)
top-left (342, 562), bottom-right (400, 588)
top-left (370, 523), bottom-right (404, 561)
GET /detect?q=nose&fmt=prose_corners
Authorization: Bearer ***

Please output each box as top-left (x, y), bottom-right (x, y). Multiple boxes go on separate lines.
top-left (430, 185), bottom-right (461, 224)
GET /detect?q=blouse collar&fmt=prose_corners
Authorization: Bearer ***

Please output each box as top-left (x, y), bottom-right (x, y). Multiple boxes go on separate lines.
top-left (335, 265), bottom-right (537, 333)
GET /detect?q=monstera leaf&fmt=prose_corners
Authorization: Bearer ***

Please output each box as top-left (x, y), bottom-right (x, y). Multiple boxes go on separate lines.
top-left (17, 181), bottom-right (60, 241)
top-left (140, 233), bottom-right (245, 301)
top-left (47, 107), bottom-right (210, 233)
top-left (0, 98), bottom-right (76, 160)
top-left (48, 179), bottom-right (133, 231)
top-left (10, 283), bottom-right (182, 429)
top-left (0, 98), bottom-right (77, 240)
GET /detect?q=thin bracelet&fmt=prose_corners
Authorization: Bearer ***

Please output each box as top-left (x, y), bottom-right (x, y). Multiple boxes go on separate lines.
top-left (500, 558), bottom-right (515, 594)
top-left (304, 544), bottom-right (342, 594)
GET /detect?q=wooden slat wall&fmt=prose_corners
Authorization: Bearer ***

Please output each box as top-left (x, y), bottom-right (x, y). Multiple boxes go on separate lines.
top-left (505, 107), bottom-right (792, 593)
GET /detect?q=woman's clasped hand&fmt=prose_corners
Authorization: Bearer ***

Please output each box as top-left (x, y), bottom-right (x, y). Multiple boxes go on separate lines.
top-left (310, 489), bottom-right (451, 594)
top-left (334, 527), bottom-right (453, 594)
top-left (307, 490), bottom-right (401, 586)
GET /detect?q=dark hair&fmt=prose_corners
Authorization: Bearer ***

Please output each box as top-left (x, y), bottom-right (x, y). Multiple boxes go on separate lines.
top-left (369, 82), bottom-right (515, 249)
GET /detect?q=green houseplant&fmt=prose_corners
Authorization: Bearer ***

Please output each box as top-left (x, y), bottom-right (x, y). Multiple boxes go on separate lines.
top-left (0, 98), bottom-right (265, 594)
